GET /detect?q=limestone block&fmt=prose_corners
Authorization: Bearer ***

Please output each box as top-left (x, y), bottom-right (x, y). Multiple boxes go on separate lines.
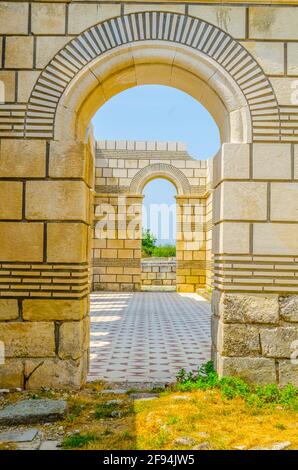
top-left (253, 223), bottom-right (298, 256)
top-left (26, 181), bottom-right (89, 222)
top-left (241, 41), bottom-right (284, 75)
top-left (0, 359), bottom-right (24, 389)
top-left (218, 356), bottom-right (276, 385)
top-left (68, 4), bottom-right (121, 34)
top-left (279, 361), bottom-right (298, 387)
top-left (24, 356), bottom-right (86, 389)
top-left (47, 223), bottom-right (88, 263)
top-left (287, 43), bottom-right (298, 76)
top-left (0, 140), bottom-right (46, 178)
top-left (220, 293), bottom-right (279, 324)
top-left (270, 78), bottom-right (298, 106)
top-left (0, 2), bottom-right (28, 34)
top-left (253, 143), bottom-right (291, 180)
top-left (0, 71), bottom-right (15, 102)
top-left (31, 3), bottom-right (66, 35)
top-left (17, 71), bottom-right (40, 102)
top-left (216, 143), bottom-right (250, 184)
top-left (0, 322), bottom-right (55, 358)
top-left (249, 7), bottom-right (298, 40)
top-left (260, 327), bottom-right (298, 358)
top-left (58, 319), bottom-right (87, 360)
top-left (212, 222), bottom-right (250, 254)
top-left (280, 296), bottom-right (298, 323)
top-left (0, 182), bottom-right (23, 220)
top-left (189, 5), bottom-right (246, 39)
top-left (0, 222), bottom-right (44, 262)
top-left (5, 37), bottom-right (33, 69)
top-left (49, 141), bottom-right (88, 180)
top-left (217, 322), bottom-right (260, 357)
top-left (215, 181), bottom-right (267, 222)
top-left (0, 300), bottom-right (19, 321)
top-left (271, 183), bottom-right (298, 221)
top-left (36, 36), bottom-right (72, 69)
top-left (23, 298), bottom-right (87, 321)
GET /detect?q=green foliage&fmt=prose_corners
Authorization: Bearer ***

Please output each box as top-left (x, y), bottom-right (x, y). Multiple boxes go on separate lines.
top-left (175, 361), bottom-right (298, 410)
top-left (94, 402), bottom-right (118, 419)
top-left (152, 245), bottom-right (176, 257)
top-left (142, 229), bottom-right (156, 256)
top-left (62, 433), bottom-right (97, 449)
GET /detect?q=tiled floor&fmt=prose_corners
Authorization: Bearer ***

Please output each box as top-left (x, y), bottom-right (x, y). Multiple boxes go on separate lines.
top-left (88, 292), bottom-right (211, 383)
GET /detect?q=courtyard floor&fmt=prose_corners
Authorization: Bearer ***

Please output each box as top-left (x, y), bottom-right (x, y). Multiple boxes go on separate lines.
top-left (88, 292), bottom-right (211, 383)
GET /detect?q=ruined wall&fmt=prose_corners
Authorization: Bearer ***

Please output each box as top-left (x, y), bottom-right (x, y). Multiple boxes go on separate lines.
top-left (141, 258), bottom-right (176, 290)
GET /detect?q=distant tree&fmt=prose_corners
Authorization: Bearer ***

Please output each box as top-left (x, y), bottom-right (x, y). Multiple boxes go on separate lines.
top-left (142, 229), bottom-right (156, 256)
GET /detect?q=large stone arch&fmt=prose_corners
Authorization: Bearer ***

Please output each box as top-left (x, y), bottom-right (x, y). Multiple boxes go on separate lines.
top-left (24, 11), bottom-right (279, 142)
top-left (130, 163), bottom-right (191, 196)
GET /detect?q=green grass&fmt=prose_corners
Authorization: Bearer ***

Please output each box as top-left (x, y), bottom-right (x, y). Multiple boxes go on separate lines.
top-left (62, 433), bottom-right (97, 449)
top-left (152, 245), bottom-right (176, 257)
top-left (94, 402), bottom-right (119, 419)
top-left (175, 361), bottom-right (298, 411)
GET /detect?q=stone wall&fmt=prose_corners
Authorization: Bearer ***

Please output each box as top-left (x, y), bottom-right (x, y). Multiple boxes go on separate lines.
top-left (92, 140), bottom-right (209, 294)
top-left (141, 258), bottom-right (176, 290)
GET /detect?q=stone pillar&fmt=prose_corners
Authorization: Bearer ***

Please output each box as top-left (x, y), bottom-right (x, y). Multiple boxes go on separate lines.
top-left (212, 143), bottom-right (298, 386)
top-left (0, 138), bottom-right (94, 389)
top-left (176, 195), bottom-right (206, 293)
top-left (93, 194), bottom-right (142, 291)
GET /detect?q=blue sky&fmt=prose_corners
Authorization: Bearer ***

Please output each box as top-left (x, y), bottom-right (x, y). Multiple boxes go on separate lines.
top-left (92, 85), bottom-right (220, 244)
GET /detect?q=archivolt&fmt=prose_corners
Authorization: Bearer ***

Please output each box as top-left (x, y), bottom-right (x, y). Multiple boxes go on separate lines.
top-left (130, 163), bottom-right (191, 196)
top-left (25, 11), bottom-right (279, 140)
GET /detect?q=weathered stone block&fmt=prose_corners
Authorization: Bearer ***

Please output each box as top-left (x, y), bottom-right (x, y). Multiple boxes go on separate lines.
top-left (253, 223), bottom-right (298, 256)
top-left (36, 36), bottom-right (71, 69)
top-left (253, 144), bottom-right (291, 180)
top-left (0, 71), bottom-right (15, 102)
top-left (0, 359), bottom-right (24, 389)
top-left (0, 323), bottom-right (55, 358)
top-left (271, 183), bottom-right (298, 222)
top-left (26, 181), bottom-right (89, 222)
top-left (58, 318), bottom-right (89, 360)
top-left (218, 322), bottom-right (261, 357)
top-left (17, 71), bottom-right (40, 102)
top-left (0, 182), bottom-right (22, 220)
top-left (221, 293), bottom-right (279, 324)
top-left (31, 3), bottom-right (66, 35)
top-left (0, 140), bottom-right (46, 178)
top-left (212, 222), bottom-right (250, 254)
top-left (0, 2), bottom-right (29, 34)
top-left (218, 356), bottom-right (276, 385)
top-left (23, 298), bottom-right (87, 321)
top-left (49, 141), bottom-right (87, 179)
top-left (0, 300), bottom-right (19, 321)
top-left (24, 355), bottom-right (87, 389)
top-left (287, 43), bottom-right (298, 76)
top-left (249, 7), bottom-right (298, 40)
top-left (279, 296), bottom-right (298, 323)
top-left (0, 222), bottom-right (44, 262)
top-left (189, 5), bottom-right (246, 39)
top-left (279, 361), bottom-right (298, 387)
top-left (5, 36), bottom-right (33, 69)
top-left (260, 327), bottom-right (298, 358)
top-left (47, 223), bottom-right (88, 263)
top-left (0, 399), bottom-right (67, 426)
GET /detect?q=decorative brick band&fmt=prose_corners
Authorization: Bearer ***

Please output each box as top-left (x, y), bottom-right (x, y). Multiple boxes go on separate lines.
top-left (214, 254), bottom-right (298, 293)
top-left (0, 263), bottom-right (89, 299)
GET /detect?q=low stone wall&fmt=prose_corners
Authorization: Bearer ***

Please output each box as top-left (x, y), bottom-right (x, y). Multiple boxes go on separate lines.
top-left (141, 258), bottom-right (176, 290)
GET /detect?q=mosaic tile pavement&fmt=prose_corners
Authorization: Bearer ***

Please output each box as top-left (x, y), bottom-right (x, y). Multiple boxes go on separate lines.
top-left (88, 292), bottom-right (211, 383)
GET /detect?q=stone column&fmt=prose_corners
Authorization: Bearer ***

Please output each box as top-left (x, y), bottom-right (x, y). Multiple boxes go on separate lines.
top-left (176, 195), bottom-right (206, 293)
top-left (212, 143), bottom-right (298, 386)
top-left (0, 139), bottom-right (94, 389)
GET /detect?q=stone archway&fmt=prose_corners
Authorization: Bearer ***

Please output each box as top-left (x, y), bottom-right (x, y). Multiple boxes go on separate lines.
top-left (0, 5), bottom-right (297, 389)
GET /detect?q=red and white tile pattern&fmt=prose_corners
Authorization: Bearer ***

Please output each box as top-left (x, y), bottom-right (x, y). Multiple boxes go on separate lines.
top-left (88, 292), bottom-right (211, 383)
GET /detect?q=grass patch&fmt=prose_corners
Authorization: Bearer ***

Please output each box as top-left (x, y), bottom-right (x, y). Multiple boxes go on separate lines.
top-left (94, 402), bottom-right (119, 419)
top-left (62, 433), bottom-right (98, 449)
top-left (175, 361), bottom-right (298, 411)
